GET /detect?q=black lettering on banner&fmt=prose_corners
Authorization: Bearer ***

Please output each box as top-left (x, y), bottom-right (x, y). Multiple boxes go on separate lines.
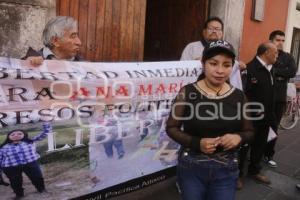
top-left (83, 72), bottom-right (105, 80)
top-left (40, 72), bottom-right (60, 81)
top-left (15, 69), bottom-right (35, 80)
top-left (147, 69), bottom-right (163, 77)
top-left (38, 109), bottom-right (55, 121)
top-left (8, 87), bottom-right (28, 102)
top-left (78, 106), bottom-right (94, 118)
top-left (16, 110), bottom-right (33, 124)
top-left (0, 112), bottom-right (8, 127)
top-left (57, 107), bottom-right (75, 120)
top-left (34, 87), bottom-right (56, 100)
top-left (102, 71), bottom-right (118, 79)
top-left (58, 71), bottom-right (79, 79)
top-left (0, 68), bottom-right (8, 79)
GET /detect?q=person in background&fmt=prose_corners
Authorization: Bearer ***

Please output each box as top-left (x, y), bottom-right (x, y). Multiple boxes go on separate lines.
top-left (180, 16), bottom-right (246, 90)
top-left (167, 40), bottom-right (253, 200)
top-left (0, 123), bottom-right (52, 199)
top-left (264, 30), bottom-right (297, 168)
top-left (238, 42), bottom-right (278, 189)
top-left (23, 16), bottom-right (82, 66)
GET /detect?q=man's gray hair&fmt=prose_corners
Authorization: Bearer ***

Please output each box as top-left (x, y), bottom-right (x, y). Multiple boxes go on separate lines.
top-left (42, 16), bottom-right (78, 48)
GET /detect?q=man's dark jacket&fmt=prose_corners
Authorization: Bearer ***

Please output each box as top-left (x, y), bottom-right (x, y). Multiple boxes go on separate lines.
top-left (244, 57), bottom-right (276, 127)
top-left (273, 50), bottom-right (297, 102)
top-left (22, 47), bottom-right (83, 61)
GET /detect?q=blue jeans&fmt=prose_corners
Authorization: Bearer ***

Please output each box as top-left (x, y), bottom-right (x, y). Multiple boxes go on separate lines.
top-left (177, 150), bottom-right (239, 200)
top-left (103, 139), bottom-right (125, 158)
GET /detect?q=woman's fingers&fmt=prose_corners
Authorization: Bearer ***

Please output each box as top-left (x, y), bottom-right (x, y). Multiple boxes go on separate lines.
top-left (220, 134), bottom-right (242, 150)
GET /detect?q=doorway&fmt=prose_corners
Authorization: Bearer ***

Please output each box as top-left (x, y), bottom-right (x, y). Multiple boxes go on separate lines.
top-left (143, 0), bottom-right (209, 61)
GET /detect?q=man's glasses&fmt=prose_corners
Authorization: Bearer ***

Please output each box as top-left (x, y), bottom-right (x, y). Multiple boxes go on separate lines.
top-left (206, 27), bottom-right (222, 33)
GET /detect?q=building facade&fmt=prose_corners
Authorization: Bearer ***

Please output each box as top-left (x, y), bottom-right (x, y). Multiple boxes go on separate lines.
top-left (285, 0), bottom-right (300, 74)
top-left (0, 0), bottom-right (298, 66)
top-left (239, 0), bottom-right (289, 63)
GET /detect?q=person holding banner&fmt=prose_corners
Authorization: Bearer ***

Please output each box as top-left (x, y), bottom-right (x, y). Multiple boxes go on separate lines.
top-left (166, 40), bottom-right (253, 200)
top-left (22, 16), bottom-right (82, 66)
top-left (0, 123), bottom-right (52, 199)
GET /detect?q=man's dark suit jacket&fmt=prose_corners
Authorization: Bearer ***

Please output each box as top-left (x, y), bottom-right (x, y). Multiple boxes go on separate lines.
top-left (244, 57), bottom-right (276, 127)
top-left (273, 50), bottom-right (297, 102)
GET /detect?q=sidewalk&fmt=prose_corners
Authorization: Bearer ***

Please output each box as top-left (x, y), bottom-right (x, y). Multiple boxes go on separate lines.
top-left (112, 123), bottom-right (300, 200)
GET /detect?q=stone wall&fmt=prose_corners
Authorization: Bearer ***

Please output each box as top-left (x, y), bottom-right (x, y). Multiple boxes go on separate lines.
top-left (0, 0), bottom-right (55, 58)
top-left (210, 0), bottom-right (246, 58)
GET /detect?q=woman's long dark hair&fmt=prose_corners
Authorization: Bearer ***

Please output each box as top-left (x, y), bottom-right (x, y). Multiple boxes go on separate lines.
top-left (0, 130), bottom-right (33, 148)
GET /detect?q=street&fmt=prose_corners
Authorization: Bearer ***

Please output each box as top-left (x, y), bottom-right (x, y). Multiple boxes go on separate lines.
top-left (111, 122), bottom-right (300, 200)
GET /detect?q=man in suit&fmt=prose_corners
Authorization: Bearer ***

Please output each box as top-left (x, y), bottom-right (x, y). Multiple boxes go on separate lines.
top-left (238, 42), bottom-right (278, 188)
top-left (264, 30), bottom-right (297, 167)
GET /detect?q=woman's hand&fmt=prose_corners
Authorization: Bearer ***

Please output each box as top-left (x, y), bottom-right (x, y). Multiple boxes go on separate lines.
top-left (220, 134), bottom-right (241, 150)
top-left (200, 137), bottom-right (221, 154)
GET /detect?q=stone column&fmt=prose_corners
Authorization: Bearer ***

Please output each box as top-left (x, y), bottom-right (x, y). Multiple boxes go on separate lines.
top-left (210, 0), bottom-right (246, 58)
top-left (0, 0), bottom-right (56, 58)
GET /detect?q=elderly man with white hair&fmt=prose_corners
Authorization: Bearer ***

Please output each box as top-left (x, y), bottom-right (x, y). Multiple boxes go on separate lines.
top-left (23, 16), bottom-right (82, 65)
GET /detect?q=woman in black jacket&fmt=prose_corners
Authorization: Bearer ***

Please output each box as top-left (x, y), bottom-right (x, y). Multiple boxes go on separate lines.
top-left (166, 40), bottom-right (253, 200)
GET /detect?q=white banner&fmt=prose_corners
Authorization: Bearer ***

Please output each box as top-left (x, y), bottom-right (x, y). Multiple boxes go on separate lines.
top-left (0, 57), bottom-right (241, 199)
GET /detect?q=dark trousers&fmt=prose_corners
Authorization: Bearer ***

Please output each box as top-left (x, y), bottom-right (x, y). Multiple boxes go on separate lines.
top-left (103, 139), bottom-right (125, 158)
top-left (264, 102), bottom-right (286, 158)
top-left (2, 161), bottom-right (45, 196)
top-left (239, 124), bottom-right (269, 176)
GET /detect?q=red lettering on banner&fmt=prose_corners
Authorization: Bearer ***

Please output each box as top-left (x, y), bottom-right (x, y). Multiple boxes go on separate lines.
top-left (138, 83), bottom-right (183, 96)
top-left (139, 84), bottom-right (153, 95)
top-left (96, 86), bottom-right (109, 97)
top-left (155, 84), bottom-right (166, 94)
top-left (68, 82), bottom-right (183, 100)
top-left (70, 87), bottom-right (90, 100)
top-left (115, 86), bottom-right (129, 96)
top-left (168, 83), bottom-right (178, 93)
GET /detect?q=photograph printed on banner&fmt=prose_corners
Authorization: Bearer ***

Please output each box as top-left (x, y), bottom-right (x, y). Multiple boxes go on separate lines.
top-left (88, 108), bottom-right (180, 192)
top-left (0, 122), bottom-right (92, 200)
top-left (0, 58), bottom-right (201, 199)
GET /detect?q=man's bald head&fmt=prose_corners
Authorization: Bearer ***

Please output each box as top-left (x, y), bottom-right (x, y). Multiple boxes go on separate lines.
top-left (257, 42), bottom-right (278, 65)
top-left (257, 42), bottom-right (276, 56)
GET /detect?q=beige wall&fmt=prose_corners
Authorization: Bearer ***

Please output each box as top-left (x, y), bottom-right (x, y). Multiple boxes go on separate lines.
top-left (210, 0), bottom-right (246, 58)
top-left (284, 0), bottom-right (300, 51)
top-left (0, 0), bottom-right (56, 58)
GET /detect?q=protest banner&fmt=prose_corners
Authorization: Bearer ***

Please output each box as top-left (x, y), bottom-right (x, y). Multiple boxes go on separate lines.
top-left (0, 58), bottom-right (201, 199)
top-left (0, 57), bottom-right (242, 199)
